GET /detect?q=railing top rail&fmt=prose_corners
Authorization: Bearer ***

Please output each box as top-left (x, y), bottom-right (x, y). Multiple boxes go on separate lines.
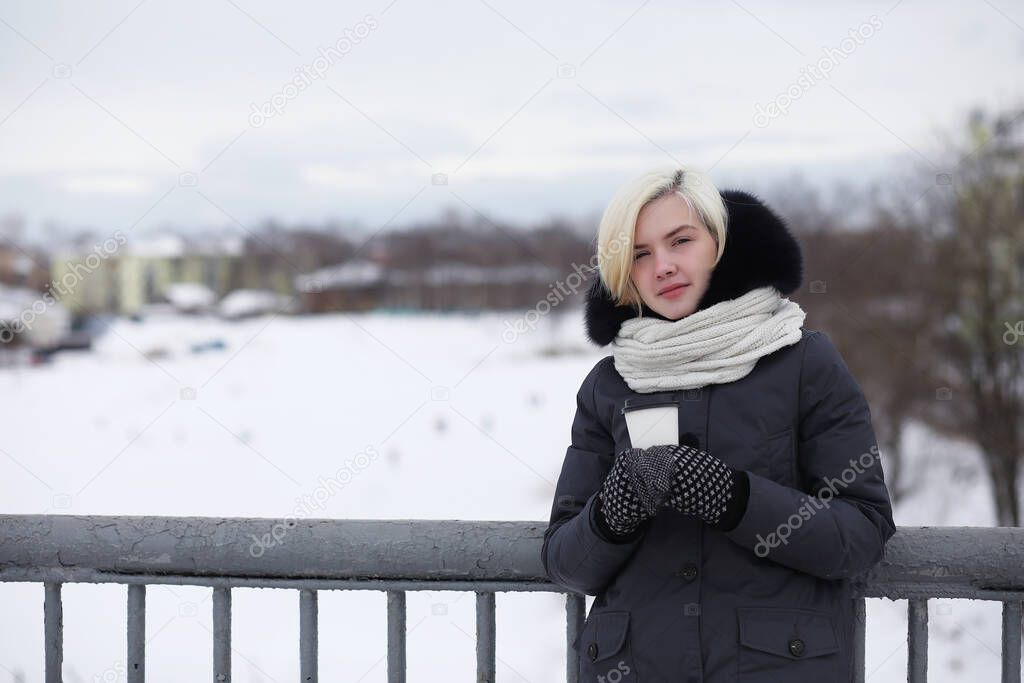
top-left (2, 516), bottom-right (1024, 600)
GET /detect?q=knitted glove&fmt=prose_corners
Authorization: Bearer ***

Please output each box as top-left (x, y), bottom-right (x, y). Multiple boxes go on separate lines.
top-left (596, 447), bottom-right (675, 538)
top-left (645, 444), bottom-right (748, 528)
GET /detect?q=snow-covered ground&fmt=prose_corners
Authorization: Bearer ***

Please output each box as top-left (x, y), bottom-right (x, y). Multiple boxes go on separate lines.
top-left (0, 309), bottom-right (1018, 682)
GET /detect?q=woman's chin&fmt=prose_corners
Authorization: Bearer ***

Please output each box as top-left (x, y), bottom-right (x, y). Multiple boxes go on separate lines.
top-left (650, 300), bottom-right (694, 321)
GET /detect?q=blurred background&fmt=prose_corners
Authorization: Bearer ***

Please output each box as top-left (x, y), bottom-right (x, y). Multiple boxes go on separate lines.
top-left (1, 0), bottom-right (1023, 681)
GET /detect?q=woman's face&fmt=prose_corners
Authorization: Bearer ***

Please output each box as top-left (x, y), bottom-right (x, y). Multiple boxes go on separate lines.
top-left (630, 193), bottom-right (718, 321)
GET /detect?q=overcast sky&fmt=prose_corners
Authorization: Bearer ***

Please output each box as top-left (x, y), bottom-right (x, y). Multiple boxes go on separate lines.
top-left (1, 0), bottom-right (1022, 242)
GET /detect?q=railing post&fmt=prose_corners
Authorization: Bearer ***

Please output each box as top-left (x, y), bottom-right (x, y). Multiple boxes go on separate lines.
top-left (566, 593), bottom-right (585, 683)
top-left (1003, 600), bottom-right (1022, 683)
top-left (44, 582), bottom-right (63, 683)
top-left (476, 591), bottom-right (495, 683)
top-left (387, 590), bottom-right (406, 683)
top-left (300, 589), bottom-right (318, 683)
top-left (853, 597), bottom-right (865, 683)
top-left (127, 584), bottom-right (146, 683)
top-left (907, 598), bottom-right (928, 683)
top-left (213, 587), bottom-right (231, 683)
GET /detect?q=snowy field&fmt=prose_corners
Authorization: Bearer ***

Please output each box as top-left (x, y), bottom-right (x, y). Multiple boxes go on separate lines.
top-left (0, 308), bottom-right (1018, 682)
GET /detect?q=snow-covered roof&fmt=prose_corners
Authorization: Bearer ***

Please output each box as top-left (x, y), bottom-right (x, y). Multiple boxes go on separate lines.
top-left (218, 289), bottom-right (295, 319)
top-left (190, 233), bottom-right (245, 257)
top-left (296, 260), bottom-right (562, 292)
top-left (12, 252), bottom-right (36, 275)
top-left (295, 259), bottom-right (385, 291)
top-left (51, 231), bottom-right (244, 260)
top-left (165, 282), bottom-right (216, 310)
top-left (390, 262), bottom-right (562, 286)
top-left (0, 284), bottom-right (44, 321)
top-left (124, 232), bottom-right (187, 258)
top-left (0, 284), bottom-right (70, 345)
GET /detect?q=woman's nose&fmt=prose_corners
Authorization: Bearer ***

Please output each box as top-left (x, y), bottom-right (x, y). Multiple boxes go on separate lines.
top-left (656, 255), bottom-right (676, 277)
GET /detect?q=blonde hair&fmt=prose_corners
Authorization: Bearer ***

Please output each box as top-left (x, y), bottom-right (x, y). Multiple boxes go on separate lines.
top-left (596, 166), bottom-right (727, 311)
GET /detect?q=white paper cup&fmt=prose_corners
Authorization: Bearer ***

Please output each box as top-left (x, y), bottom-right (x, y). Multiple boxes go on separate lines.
top-left (622, 400), bottom-right (679, 449)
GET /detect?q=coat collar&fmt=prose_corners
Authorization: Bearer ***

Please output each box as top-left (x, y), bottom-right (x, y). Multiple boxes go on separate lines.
top-left (583, 189), bottom-right (803, 347)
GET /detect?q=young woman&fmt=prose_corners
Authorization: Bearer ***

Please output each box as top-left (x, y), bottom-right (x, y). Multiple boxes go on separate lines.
top-left (541, 167), bottom-right (896, 682)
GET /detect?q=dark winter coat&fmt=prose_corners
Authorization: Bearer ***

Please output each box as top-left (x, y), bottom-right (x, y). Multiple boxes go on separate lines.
top-left (540, 190), bottom-right (897, 683)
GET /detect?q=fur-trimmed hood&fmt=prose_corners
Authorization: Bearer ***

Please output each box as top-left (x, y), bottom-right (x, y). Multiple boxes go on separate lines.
top-left (583, 189), bottom-right (803, 347)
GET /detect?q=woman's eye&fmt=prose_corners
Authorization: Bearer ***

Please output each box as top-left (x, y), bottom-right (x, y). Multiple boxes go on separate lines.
top-left (634, 238), bottom-right (688, 261)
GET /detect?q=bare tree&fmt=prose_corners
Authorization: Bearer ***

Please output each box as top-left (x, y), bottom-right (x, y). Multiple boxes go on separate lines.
top-left (921, 105), bottom-right (1024, 525)
top-left (784, 179), bottom-right (945, 504)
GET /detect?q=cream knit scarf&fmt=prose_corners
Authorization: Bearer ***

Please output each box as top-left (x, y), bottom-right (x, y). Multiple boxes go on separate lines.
top-left (611, 286), bottom-right (806, 392)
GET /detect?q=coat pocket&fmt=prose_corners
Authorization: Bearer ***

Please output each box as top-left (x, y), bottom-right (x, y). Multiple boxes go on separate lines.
top-left (753, 427), bottom-right (796, 488)
top-left (737, 607), bottom-right (841, 681)
top-left (574, 610), bottom-right (639, 682)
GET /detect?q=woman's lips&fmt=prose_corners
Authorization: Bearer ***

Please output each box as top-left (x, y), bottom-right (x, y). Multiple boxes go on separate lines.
top-left (659, 284), bottom-right (689, 298)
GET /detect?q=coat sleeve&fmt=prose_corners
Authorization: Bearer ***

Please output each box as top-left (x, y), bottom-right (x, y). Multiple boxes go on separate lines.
top-left (540, 358), bottom-right (649, 595)
top-left (722, 330), bottom-right (897, 580)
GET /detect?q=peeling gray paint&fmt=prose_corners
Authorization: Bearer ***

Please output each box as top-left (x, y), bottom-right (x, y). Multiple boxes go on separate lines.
top-left (2, 517), bottom-right (1023, 599)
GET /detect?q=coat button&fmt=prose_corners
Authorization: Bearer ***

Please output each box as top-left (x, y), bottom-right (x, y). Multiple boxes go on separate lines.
top-left (680, 432), bottom-right (700, 449)
top-left (587, 642), bottom-right (599, 661)
top-left (677, 562), bottom-right (697, 580)
top-left (788, 638), bottom-right (805, 657)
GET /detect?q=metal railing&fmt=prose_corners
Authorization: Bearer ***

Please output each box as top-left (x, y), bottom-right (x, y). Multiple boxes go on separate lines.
top-left (1, 516), bottom-right (1022, 682)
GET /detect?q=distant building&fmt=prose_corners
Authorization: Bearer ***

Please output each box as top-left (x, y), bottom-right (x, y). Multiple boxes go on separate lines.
top-left (0, 284), bottom-right (71, 349)
top-left (51, 232), bottom-right (245, 316)
top-left (0, 243), bottom-right (50, 290)
top-left (295, 259), bottom-right (387, 312)
top-left (50, 230), bottom-right (571, 318)
top-left (48, 238), bottom-right (122, 315)
top-left (296, 259), bottom-right (564, 313)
